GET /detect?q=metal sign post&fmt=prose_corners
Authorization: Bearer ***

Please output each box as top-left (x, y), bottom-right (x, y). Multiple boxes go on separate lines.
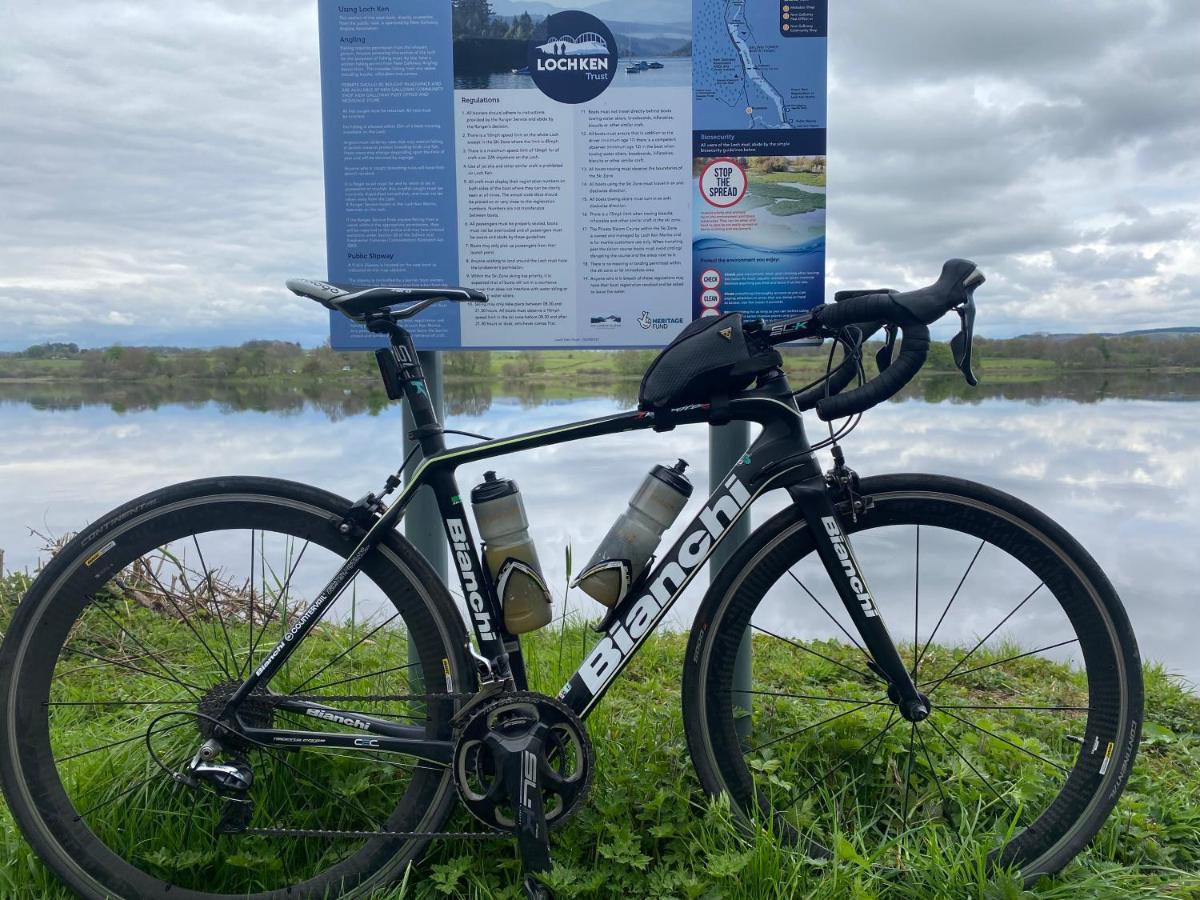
top-left (405, 350), bottom-right (447, 698)
top-left (709, 421), bottom-right (753, 739)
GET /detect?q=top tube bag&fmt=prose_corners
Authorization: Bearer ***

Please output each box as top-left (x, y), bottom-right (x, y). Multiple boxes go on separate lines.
top-left (638, 313), bottom-right (781, 418)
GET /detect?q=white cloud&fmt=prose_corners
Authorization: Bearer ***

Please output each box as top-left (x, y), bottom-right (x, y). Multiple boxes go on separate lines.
top-left (0, 0), bottom-right (1197, 349)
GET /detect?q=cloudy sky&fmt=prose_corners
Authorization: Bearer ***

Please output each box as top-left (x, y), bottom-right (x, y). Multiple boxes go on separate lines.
top-left (1, 0), bottom-right (1197, 350)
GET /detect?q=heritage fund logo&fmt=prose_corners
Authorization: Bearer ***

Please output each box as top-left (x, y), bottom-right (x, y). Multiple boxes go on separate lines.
top-left (528, 11), bottom-right (618, 104)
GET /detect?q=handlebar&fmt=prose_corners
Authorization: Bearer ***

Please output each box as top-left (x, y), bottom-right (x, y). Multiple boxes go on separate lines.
top-left (767, 258), bottom-right (985, 421)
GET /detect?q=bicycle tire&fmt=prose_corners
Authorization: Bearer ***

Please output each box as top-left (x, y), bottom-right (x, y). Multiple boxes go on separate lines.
top-left (0, 476), bottom-right (473, 899)
top-left (683, 473), bottom-right (1142, 883)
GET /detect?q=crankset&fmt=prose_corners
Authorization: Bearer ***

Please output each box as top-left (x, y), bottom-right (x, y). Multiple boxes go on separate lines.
top-left (452, 691), bottom-right (594, 832)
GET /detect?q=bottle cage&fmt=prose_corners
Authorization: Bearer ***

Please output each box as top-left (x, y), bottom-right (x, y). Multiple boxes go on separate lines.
top-left (570, 558), bottom-right (634, 605)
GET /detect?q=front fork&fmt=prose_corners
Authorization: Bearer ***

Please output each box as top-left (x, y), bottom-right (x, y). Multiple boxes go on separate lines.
top-left (787, 468), bottom-right (930, 723)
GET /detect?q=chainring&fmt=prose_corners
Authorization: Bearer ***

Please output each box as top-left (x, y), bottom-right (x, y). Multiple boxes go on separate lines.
top-left (452, 691), bottom-right (594, 832)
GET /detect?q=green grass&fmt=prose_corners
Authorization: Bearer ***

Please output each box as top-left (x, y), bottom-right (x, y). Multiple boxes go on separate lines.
top-left (0, 570), bottom-right (1197, 898)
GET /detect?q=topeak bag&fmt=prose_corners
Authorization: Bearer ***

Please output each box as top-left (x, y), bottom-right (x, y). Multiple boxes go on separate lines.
top-left (638, 313), bottom-right (781, 413)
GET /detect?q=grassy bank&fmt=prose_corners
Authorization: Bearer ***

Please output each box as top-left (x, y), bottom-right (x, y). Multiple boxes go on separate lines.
top-left (0, 570), bottom-right (1197, 898)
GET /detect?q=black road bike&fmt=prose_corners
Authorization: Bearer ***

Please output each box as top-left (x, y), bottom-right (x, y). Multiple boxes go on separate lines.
top-left (0, 260), bottom-right (1143, 898)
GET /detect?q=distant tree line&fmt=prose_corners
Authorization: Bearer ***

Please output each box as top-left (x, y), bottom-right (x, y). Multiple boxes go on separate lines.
top-left (4, 334), bottom-right (1200, 383)
top-left (452, 0), bottom-right (535, 40)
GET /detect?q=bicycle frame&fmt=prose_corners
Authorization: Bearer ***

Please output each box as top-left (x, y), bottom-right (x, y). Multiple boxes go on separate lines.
top-left (221, 321), bottom-right (927, 759)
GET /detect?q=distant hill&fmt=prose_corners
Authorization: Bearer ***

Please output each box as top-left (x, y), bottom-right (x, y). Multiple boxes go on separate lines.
top-left (1015, 327), bottom-right (1200, 342)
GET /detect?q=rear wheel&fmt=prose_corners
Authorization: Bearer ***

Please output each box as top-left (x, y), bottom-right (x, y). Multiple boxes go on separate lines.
top-left (0, 477), bottom-right (473, 899)
top-left (683, 474), bottom-right (1142, 882)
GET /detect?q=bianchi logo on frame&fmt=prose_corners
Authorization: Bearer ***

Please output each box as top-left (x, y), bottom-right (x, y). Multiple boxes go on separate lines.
top-left (528, 11), bottom-right (618, 104)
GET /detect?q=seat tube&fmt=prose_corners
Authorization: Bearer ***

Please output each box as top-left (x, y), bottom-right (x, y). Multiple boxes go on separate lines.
top-left (388, 325), bottom-right (445, 455)
top-left (788, 474), bottom-right (929, 720)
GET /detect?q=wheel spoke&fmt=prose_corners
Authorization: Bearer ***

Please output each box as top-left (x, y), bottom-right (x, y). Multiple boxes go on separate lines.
top-left (61, 647), bottom-right (206, 694)
top-left (785, 569), bottom-right (871, 662)
top-left (246, 539), bottom-right (310, 672)
top-left (188, 535), bottom-right (240, 681)
top-left (88, 599), bottom-right (202, 701)
top-left (924, 582), bottom-right (1045, 695)
top-left (299, 661), bottom-right (418, 695)
top-left (920, 638), bottom-right (1079, 689)
top-left (139, 558), bottom-right (232, 680)
top-left (751, 624), bottom-right (882, 684)
top-left (914, 725), bottom-right (950, 815)
top-left (923, 714), bottom-right (1018, 819)
top-left (56, 720), bottom-right (191, 764)
top-left (46, 699), bottom-right (194, 707)
top-left (935, 708), bottom-right (1070, 773)
top-left (729, 688), bottom-right (889, 706)
top-left (74, 769), bottom-right (175, 821)
top-left (913, 525), bottom-right (920, 671)
top-left (915, 538), bottom-right (984, 675)
top-left (745, 701), bottom-right (875, 755)
top-left (778, 709), bottom-right (900, 814)
top-left (253, 745), bottom-right (383, 828)
top-left (902, 722), bottom-right (916, 832)
top-left (291, 611), bottom-right (401, 693)
top-left (935, 703), bottom-right (1087, 712)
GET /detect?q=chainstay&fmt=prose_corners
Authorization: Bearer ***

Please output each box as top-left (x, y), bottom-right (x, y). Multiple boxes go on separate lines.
top-left (265, 693), bottom-right (476, 705)
top-left (238, 827), bottom-right (506, 841)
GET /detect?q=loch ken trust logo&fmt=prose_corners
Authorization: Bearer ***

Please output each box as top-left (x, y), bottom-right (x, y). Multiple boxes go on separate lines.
top-left (529, 11), bottom-right (618, 104)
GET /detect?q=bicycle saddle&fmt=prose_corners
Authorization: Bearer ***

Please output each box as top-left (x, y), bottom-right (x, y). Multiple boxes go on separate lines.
top-left (287, 278), bottom-right (487, 320)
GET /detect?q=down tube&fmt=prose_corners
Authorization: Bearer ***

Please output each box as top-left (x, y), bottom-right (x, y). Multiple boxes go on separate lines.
top-left (557, 466), bottom-right (755, 719)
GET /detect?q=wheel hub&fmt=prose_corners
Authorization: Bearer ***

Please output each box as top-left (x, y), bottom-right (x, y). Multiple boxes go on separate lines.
top-left (886, 682), bottom-right (932, 722)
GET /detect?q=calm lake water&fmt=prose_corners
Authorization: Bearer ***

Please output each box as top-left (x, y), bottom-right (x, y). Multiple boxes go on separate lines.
top-left (2, 373), bottom-right (1198, 687)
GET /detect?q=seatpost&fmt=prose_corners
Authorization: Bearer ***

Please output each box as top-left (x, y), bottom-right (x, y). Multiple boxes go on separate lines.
top-left (367, 316), bottom-right (446, 457)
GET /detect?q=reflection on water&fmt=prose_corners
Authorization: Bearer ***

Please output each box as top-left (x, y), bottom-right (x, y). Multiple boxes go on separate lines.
top-left (2, 374), bottom-right (1199, 687)
top-left (6, 372), bottom-right (1200, 418)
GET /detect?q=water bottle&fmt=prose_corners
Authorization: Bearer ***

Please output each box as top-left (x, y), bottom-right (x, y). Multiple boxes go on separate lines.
top-left (574, 460), bottom-right (693, 606)
top-left (470, 471), bottom-right (552, 634)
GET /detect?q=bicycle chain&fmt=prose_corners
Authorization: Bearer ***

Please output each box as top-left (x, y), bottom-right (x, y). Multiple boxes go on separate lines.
top-left (238, 827), bottom-right (505, 841)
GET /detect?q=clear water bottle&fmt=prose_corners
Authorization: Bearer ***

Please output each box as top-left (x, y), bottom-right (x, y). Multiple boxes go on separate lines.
top-left (470, 471), bottom-right (552, 634)
top-left (574, 460), bottom-right (693, 606)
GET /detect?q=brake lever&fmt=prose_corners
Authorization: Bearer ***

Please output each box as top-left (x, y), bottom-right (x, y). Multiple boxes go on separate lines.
top-left (875, 324), bottom-right (897, 373)
top-left (949, 295), bottom-right (978, 386)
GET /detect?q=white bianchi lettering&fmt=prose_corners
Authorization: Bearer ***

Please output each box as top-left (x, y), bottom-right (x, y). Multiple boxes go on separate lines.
top-left (579, 474), bottom-right (751, 693)
top-left (448, 519), bottom-right (496, 639)
top-left (821, 516), bottom-right (878, 618)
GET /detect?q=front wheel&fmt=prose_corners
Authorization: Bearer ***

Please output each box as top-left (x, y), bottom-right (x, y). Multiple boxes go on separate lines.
top-left (683, 474), bottom-right (1142, 883)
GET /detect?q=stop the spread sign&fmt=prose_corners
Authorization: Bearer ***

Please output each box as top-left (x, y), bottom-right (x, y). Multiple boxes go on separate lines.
top-left (700, 159), bottom-right (746, 208)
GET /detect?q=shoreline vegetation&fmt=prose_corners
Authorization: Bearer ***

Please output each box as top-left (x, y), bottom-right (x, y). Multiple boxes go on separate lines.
top-left (0, 568), bottom-right (1197, 897)
top-left (4, 333), bottom-right (1200, 388)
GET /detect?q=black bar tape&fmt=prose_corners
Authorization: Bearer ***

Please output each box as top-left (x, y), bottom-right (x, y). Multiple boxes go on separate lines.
top-left (815, 293), bottom-right (922, 330)
top-left (815, 324), bottom-right (929, 421)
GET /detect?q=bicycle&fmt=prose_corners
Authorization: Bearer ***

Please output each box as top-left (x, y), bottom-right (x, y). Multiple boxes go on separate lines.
top-left (0, 259), bottom-right (1142, 899)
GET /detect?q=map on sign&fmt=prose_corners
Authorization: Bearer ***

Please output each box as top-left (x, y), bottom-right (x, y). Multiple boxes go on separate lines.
top-left (694, 0), bottom-right (827, 130)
